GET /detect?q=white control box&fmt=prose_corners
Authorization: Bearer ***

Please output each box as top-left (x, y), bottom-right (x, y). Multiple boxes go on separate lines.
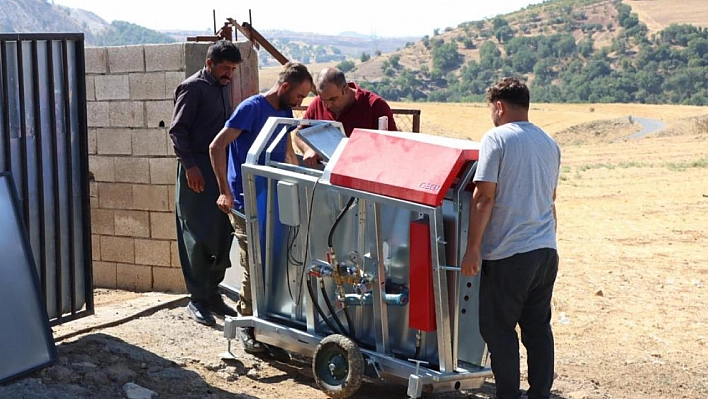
top-left (277, 181), bottom-right (300, 226)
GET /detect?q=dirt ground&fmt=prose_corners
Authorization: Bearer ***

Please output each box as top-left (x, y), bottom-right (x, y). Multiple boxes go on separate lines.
top-left (1, 108), bottom-right (707, 399)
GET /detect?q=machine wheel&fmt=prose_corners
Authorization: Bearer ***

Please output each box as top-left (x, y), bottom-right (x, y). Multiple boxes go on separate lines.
top-left (312, 334), bottom-right (364, 399)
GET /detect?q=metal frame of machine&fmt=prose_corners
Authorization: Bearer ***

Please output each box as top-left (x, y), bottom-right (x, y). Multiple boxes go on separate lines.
top-left (224, 117), bottom-right (492, 398)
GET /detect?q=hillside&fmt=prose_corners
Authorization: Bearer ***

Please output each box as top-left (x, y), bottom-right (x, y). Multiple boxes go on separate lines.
top-left (255, 31), bottom-right (416, 67)
top-left (343, 0), bottom-right (708, 105)
top-left (0, 0), bottom-right (102, 39)
top-left (0, 0), bottom-right (175, 46)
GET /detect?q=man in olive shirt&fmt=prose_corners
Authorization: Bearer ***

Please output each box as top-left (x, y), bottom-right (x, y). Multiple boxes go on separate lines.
top-left (169, 40), bottom-right (242, 327)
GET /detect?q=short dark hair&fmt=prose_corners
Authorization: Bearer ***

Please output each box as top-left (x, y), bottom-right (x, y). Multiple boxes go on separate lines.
top-left (277, 62), bottom-right (314, 87)
top-left (206, 40), bottom-right (242, 65)
top-left (486, 77), bottom-right (530, 109)
top-left (317, 68), bottom-right (347, 92)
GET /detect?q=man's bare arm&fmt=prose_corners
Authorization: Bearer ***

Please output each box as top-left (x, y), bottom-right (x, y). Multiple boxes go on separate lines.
top-left (293, 130), bottom-right (321, 167)
top-left (209, 126), bottom-right (242, 212)
top-left (461, 181), bottom-right (496, 276)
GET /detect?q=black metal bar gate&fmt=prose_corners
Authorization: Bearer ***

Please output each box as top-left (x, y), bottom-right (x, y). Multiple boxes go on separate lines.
top-left (0, 33), bottom-right (93, 325)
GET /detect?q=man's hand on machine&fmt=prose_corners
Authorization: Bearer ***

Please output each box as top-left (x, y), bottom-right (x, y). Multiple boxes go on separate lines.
top-left (216, 192), bottom-right (234, 214)
top-left (303, 148), bottom-right (323, 167)
top-left (460, 247), bottom-right (482, 277)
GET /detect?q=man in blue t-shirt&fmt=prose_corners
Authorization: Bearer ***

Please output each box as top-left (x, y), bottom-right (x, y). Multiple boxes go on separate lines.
top-left (461, 77), bottom-right (561, 399)
top-left (209, 62), bottom-right (313, 353)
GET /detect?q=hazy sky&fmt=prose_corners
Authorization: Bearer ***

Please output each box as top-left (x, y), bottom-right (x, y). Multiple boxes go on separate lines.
top-left (51, 0), bottom-right (546, 38)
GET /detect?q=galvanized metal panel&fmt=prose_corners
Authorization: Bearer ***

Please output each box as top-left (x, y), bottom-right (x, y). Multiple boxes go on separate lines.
top-left (0, 172), bottom-right (57, 383)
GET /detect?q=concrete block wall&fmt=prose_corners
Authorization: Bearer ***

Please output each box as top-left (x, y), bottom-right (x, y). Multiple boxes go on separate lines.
top-left (87, 41), bottom-right (259, 293)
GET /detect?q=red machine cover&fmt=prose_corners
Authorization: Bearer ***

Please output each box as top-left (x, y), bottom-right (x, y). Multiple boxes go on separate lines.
top-left (329, 129), bottom-right (479, 206)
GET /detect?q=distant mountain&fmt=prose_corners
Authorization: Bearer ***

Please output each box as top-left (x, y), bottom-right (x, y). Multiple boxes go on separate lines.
top-left (0, 0), bottom-right (175, 46)
top-left (348, 0), bottom-right (708, 105)
top-left (0, 0), bottom-right (412, 63)
top-left (252, 30), bottom-right (419, 66)
top-left (338, 31), bottom-right (372, 38)
top-left (0, 0), bottom-right (102, 38)
top-left (162, 27), bottom-right (419, 67)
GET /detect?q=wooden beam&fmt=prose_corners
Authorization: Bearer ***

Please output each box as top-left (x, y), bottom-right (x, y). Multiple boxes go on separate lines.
top-left (226, 18), bottom-right (289, 65)
top-left (186, 35), bottom-right (220, 42)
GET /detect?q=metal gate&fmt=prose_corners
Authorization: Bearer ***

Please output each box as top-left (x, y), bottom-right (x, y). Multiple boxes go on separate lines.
top-left (0, 33), bottom-right (93, 325)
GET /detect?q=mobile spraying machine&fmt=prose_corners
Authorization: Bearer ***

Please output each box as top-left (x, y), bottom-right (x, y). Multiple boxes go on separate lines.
top-left (223, 117), bottom-right (491, 398)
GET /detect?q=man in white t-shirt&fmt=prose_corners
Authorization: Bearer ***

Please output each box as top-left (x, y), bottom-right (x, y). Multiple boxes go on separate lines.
top-left (461, 77), bottom-right (561, 399)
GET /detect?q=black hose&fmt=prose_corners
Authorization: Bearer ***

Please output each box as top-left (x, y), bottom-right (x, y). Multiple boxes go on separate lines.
top-left (327, 196), bottom-right (357, 247)
top-left (343, 305), bottom-right (355, 338)
top-left (324, 196), bottom-right (358, 337)
top-left (320, 281), bottom-right (348, 335)
top-left (306, 278), bottom-right (340, 334)
top-left (293, 178), bottom-right (320, 307)
top-left (308, 279), bottom-right (374, 351)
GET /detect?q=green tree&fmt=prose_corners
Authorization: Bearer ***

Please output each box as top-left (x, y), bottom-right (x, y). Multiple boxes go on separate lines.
top-left (584, 60), bottom-right (611, 80)
top-left (492, 17), bottom-right (509, 30)
top-left (495, 25), bottom-right (514, 44)
top-left (552, 34), bottom-right (577, 57)
top-left (336, 60), bottom-right (355, 73)
top-left (389, 54), bottom-right (401, 69)
top-left (432, 42), bottom-right (461, 72)
top-left (430, 69), bottom-right (445, 84)
top-left (512, 47), bottom-right (537, 73)
top-left (687, 37), bottom-right (708, 59)
top-left (533, 58), bottom-right (555, 85)
top-left (506, 36), bottom-right (538, 56)
top-left (420, 64), bottom-right (430, 78)
top-left (659, 23), bottom-right (700, 46)
top-left (396, 68), bottom-right (418, 88)
top-left (578, 39), bottom-right (594, 57)
top-left (635, 70), bottom-right (663, 95)
top-left (479, 41), bottom-right (502, 69)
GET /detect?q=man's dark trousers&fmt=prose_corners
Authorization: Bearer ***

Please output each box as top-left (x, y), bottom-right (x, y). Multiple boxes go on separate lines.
top-left (479, 248), bottom-right (559, 399)
top-left (175, 154), bottom-right (233, 302)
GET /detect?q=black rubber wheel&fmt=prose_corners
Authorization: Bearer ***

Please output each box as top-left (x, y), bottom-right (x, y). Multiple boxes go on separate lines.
top-left (312, 334), bottom-right (364, 399)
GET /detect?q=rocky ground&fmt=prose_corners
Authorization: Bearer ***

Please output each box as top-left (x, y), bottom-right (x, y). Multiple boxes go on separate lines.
top-left (0, 290), bottom-right (502, 399)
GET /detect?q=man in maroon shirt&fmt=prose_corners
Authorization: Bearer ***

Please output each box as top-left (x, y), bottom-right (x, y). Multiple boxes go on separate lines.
top-left (294, 67), bottom-right (397, 166)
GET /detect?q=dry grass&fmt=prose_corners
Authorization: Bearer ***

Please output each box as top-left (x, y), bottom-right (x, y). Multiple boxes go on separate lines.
top-left (552, 132), bottom-right (708, 398)
top-left (387, 101), bottom-right (708, 141)
top-left (659, 115), bottom-right (708, 137)
top-left (625, 0), bottom-right (708, 33)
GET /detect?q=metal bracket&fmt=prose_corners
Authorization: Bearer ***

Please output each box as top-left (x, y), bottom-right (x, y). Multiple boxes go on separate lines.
top-left (406, 358), bottom-right (430, 398)
top-left (366, 357), bottom-right (384, 380)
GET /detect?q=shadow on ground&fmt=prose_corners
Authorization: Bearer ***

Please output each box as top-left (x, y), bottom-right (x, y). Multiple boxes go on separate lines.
top-left (0, 333), bottom-right (260, 399)
top-left (247, 351), bottom-right (572, 399)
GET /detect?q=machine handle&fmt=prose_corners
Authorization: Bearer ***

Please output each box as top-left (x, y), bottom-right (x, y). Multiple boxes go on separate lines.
top-left (230, 208), bottom-right (246, 220)
top-left (438, 265), bottom-right (461, 272)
